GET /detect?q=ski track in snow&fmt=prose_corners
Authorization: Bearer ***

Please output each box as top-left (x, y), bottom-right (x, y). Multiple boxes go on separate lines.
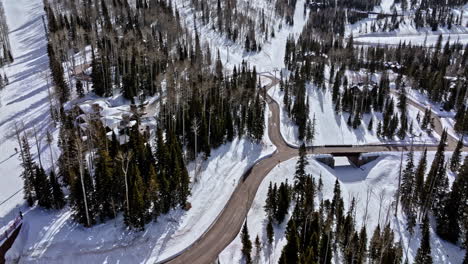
top-left (0, 0), bottom-right (52, 209)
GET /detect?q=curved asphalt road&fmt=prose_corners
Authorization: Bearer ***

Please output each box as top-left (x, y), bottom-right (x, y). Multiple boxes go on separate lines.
top-left (161, 74), bottom-right (466, 264)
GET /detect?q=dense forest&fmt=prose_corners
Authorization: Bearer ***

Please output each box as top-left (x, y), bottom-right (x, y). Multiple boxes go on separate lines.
top-left (238, 143), bottom-right (468, 263)
top-left (283, 0), bottom-right (468, 140)
top-left (12, 0), bottom-right (468, 262)
top-left (15, 0), bottom-right (265, 230)
top-left (269, 0), bottom-right (468, 262)
top-left (0, 2), bottom-right (12, 67)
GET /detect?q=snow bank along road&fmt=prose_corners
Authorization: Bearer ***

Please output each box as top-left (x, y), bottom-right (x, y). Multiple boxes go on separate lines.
top-left (161, 74), bottom-right (466, 264)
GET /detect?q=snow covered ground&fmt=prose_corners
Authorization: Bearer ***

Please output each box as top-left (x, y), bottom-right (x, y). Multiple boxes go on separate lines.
top-left (0, 0), bottom-right (277, 262)
top-left (9, 135), bottom-right (274, 264)
top-left (175, 0), bottom-right (309, 73)
top-left (0, 0), bottom-right (54, 217)
top-left (268, 79), bottom-right (439, 147)
top-left (220, 151), bottom-right (467, 264)
top-left (347, 0), bottom-right (468, 46)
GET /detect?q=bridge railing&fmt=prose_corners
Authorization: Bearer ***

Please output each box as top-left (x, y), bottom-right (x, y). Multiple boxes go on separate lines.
top-left (0, 216), bottom-right (22, 245)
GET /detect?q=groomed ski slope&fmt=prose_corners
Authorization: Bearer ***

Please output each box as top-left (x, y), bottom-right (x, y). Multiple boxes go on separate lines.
top-left (0, 0), bottom-right (54, 214)
top-left (220, 152), bottom-right (467, 264)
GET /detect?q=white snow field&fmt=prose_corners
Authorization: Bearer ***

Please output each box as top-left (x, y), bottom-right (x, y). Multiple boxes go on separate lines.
top-left (220, 151), bottom-right (467, 264)
top-left (0, 0), bottom-right (276, 263)
top-left (0, 0), bottom-right (54, 215)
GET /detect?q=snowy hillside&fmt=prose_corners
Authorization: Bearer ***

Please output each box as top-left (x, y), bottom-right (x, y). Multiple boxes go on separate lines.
top-left (174, 0), bottom-right (310, 73)
top-left (0, 0), bottom-right (276, 262)
top-left (0, 0), bottom-right (53, 214)
top-left (268, 72), bottom-right (440, 147)
top-left (220, 151), bottom-right (467, 264)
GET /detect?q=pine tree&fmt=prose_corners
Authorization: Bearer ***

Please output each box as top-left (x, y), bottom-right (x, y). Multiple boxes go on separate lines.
top-left (279, 220), bottom-right (299, 264)
top-left (275, 182), bottom-right (291, 224)
top-left (357, 226), bottom-right (367, 264)
top-left (369, 225), bottom-right (382, 262)
top-left (450, 137), bottom-right (463, 172)
top-left (400, 150), bottom-right (415, 213)
top-left (264, 182), bottom-right (276, 219)
top-left (125, 165), bottom-right (147, 230)
top-left (414, 216), bottom-right (433, 264)
top-left (423, 131), bottom-right (447, 216)
top-left (266, 217), bottom-right (274, 245)
top-left (437, 156), bottom-right (468, 243)
top-left (294, 143), bottom-right (308, 195)
top-left (95, 148), bottom-right (114, 220)
top-left (33, 166), bottom-right (53, 209)
top-left (254, 235), bottom-right (261, 261)
top-left (318, 229), bottom-right (332, 264)
top-left (241, 221), bottom-right (252, 264)
top-left (368, 117), bottom-right (374, 131)
top-left (19, 135), bottom-right (36, 206)
top-left (76, 80), bottom-right (85, 98)
top-left (49, 170), bottom-right (65, 209)
top-left (414, 149), bottom-right (427, 208)
top-left (147, 164), bottom-right (160, 219)
top-left (70, 168), bottom-right (95, 227)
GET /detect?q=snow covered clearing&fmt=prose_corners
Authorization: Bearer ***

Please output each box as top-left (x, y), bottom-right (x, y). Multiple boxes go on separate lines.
top-left (220, 151), bottom-right (467, 264)
top-left (175, 0), bottom-right (310, 73)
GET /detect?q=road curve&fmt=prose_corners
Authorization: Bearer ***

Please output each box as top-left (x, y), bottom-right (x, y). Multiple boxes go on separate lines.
top-left (162, 74), bottom-right (466, 264)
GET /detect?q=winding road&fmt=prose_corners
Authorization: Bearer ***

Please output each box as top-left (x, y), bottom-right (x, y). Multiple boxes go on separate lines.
top-left (160, 74), bottom-right (466, 264)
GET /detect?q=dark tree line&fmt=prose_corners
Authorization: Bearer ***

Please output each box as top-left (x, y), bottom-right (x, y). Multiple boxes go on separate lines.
top-left (22, 0), bottom-right (267, 231)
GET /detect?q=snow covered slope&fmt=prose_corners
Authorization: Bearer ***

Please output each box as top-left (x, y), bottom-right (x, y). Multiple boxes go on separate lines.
top-left (220, 151), bottom-right (467, 264)
top-left (0, 0), bottom-right (53, 216)
top-left (175, 0), bottom-right (309, 72)
top-left (268, 75), bottom-right (439, 147)
top-left (0, 0), bottom-right (277, 262)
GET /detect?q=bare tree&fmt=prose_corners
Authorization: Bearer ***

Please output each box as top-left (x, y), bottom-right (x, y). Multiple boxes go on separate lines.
top-left (32, 125), bottom-right (43, 168)
top-left (117, 150), bottom-right (133, 213)
top-left (46, 130), bottom-right (55, 172)
top-left (192, 117), bottom-right (200, 158)
top-left (76, 136), bottom-right (91, 227)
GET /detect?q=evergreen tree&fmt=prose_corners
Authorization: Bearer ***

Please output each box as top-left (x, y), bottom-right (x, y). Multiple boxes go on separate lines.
top-left (33, 166), bottom-right (53, 209)
top-left (294, 143), bottom-right (308, 195)
top-left (19, 135), bottom-right (36, 206)
top-left (49, 170), bottom-right (65, 209)
top-left (241, 221), bottom-right (252, 264)
top-left (279, 220), bottom-right (299, 264)
top-left (264, 182), bottom-right (276, 219)
top-left (95, 148), bottom-right (114, 220)
top-left (76, 80), bottom-right (85, 98)
top-left (70, 168), bottom-right (95, 227)
top-left (318, 229), bottom-right (332, 264)
top-left (125, 165), bottom-right (147, 230)
top-left (369, 225), bottom-right (382, 262)
top-left (254, 235), bottom-right (261, 261)
top-left (266, 217), bottom-right (274, 245)
top-left (414, 216), bottom-right (433, 264)
top-left (400, 150), bottom-right (415, 213)
top-left (414, 149), bottom-right (427, 208)
top-left (437, 156), bottom-right (468, 243)
top-left (450, 137), bottom-right (463, 172)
